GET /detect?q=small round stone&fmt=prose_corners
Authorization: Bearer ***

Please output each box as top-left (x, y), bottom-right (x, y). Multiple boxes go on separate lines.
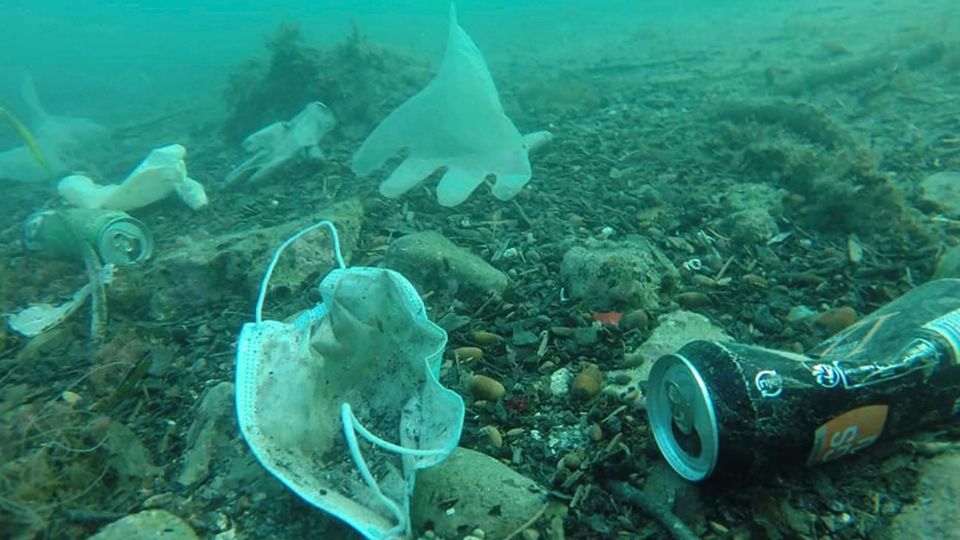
top-left (470, 374), bottom-right (506, 401)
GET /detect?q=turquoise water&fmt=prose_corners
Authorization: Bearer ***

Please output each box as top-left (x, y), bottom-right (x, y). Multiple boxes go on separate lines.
top-left (6, 0), bottom-right (945, 120)
top-left (2, 1), bottom-right (960, 539)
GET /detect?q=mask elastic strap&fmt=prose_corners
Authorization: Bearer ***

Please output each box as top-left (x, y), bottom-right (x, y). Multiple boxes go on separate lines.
top-left (340, 402), bottom-right (449, 538)
top-left (254, 220), bottom-right (346, 324)
top-left (341, 403), bottom-right (409, 538)
top-left (343, 403), bottom-right (448, 458)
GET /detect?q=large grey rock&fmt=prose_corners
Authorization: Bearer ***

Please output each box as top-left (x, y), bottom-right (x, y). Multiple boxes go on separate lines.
top-left (112, 199), bottom-right (363, 321)
top-left (634, 310), bottom-right (731, 367)
top-left (384, 231), bottom-right (508, 295)
top-left (933, 245), bottom-right (960, 279)
top-left (724, 208), bottom-right (780, 243)
top-left (716, 183), bottom-right (785, 243)
top-left (605, 310), bottom-right (731, 405)
top-left (87, 510), bottom-right (197, 540)
top-left (411, 447), bottom-right (547, 539)
top-left (177, 382), bottom-right (235, 487)
top-left (560, 238), bottom-right (678, 311)
top-left (881, 452), bottom-right (960, 540)
top-left (643, 462), bottom-right (706, 532)
top-left (105, 421), bottom-right (162, 479)
top-left (717, 182), bottom-right (787, 216)
top-left (920, 171), bottom-right (960, 217)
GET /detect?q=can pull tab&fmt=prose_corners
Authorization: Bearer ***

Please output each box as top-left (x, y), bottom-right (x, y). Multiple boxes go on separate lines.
top-left (96, 218), bottom-right (153, 265)
top-left (108, 229), bottom-right (144, 261)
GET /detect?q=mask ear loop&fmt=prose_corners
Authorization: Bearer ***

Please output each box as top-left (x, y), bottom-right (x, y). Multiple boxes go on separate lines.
top-left (253, 220), bottom-right (346, 324)
top-left (341, 404), bottom-right (437, 539)
top-left (340, 402), bottom-right (450, 539)
top-left (343, 403), bottom-right (449, 458)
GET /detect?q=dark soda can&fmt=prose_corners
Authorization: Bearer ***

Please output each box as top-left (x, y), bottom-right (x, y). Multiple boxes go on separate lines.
top-left (646, 279), bottom-right (960, 481)
top-left (22, 208), bottom-right (153, 266)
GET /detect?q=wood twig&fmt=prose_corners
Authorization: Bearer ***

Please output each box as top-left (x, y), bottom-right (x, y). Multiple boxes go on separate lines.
top-left (607, 481), bottom-right (700, 540)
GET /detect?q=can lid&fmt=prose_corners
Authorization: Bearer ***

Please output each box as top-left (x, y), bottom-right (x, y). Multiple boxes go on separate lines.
top-left (96, 217), bottom-right (154, 265)
top-left (647, 353), bottom-right (719, 481)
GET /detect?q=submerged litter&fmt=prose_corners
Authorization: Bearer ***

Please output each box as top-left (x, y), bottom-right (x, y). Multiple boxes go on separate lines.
top-left (226, 101), bottom-right (335, 184)
top-left (352, 6), bottom-right (552, 207)
top-left (236, 221), bottom-right (464, 539)
top-left (0, 75), bottom-right (105, 182)
top-left (7, 262), bottom-right (114, 338)
top-left (58, 144), bottom-right (207, 212)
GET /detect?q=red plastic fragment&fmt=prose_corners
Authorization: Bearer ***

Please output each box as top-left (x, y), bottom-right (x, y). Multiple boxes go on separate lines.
top-left (592, 311), bottom-right (623, 326)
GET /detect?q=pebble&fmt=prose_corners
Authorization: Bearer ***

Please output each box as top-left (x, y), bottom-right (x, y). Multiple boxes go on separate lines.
top-left (847, 235), bottom-right (864, 264)
top-left (87, 510), bottom-right (198, 540)
top-left (480, 425), bottom-right (503, 448)
top-left (141, 492), bottom-right (175, 509)
top-left (571, 364), bottom-right (603, 399)
top-left (621, 309), bottom-right (649, 330)
top-left (560, 453), bottom-right (581, 469)
top-left (691, 274), bottom-right (717, 287)
top-left (752, 304), bottom-right (782, 334)
top-left (549, 367), bottom-right (574, 396)
top-left (454, 346), bottom-right (483, 362)
top-left (787, 305), bottom-right (817, 323)
top-left (816, 306), bottom-right (858, 334)
top-left (920, 171), bottom-right (960, 216)
top-left (676, 291), bottom-right (711, 308)
top-left (550, 326), bottom-right (575, 337)
top-left (742, 273), bottom-right (769, 287)
top-left (708, 521), bottom-right (730, 534)
top-left (587, 423), bottom-right (604, 441)
top-left (623, 389), bottom-right (642, 405)
top-left (61, 390), bottom-right (82, 406)
top-left (521, 529), bottom-right (540, 540)
top-left (470, 374), bottom-right (506, 401)
top-left (472, 331), bottom-right (504, 346)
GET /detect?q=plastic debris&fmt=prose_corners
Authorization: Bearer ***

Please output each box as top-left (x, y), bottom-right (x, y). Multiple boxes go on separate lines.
top-left (6, 261), bottom-right (115, 338)
top-left (58, 144), bottom-right (207, 212)
top-left (0, 75), bottom-right (105, 183)
top-left (7, 283), bottom-right (92, 337)
top-left (236, 221), bottom-right (464, 539)
top-left (352, 5), bottom-right (552, 207)
top-left (225, 101), bottom-right (335, 184)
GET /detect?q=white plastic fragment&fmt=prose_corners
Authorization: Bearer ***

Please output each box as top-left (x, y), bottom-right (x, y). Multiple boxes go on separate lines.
top-left (7, 283), bottom-right (91, 337)
top-left (225, 101), bottom-right (335, 184)
top-left (58, 144), bottom-right (207, 211)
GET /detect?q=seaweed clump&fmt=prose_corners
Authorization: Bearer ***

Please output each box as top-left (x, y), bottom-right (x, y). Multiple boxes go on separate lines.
top-left (0, 383), bottom-right (114, 540)
top-left (224, 23), bottom-right (429, 143)
top-left (0, 329), bottom-right (167, 540)
top-left (705, 100), bottom-right (931, 245)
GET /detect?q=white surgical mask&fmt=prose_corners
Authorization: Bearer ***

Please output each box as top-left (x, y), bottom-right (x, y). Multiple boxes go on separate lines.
top-left (235, 221), bottom-right (464, 539)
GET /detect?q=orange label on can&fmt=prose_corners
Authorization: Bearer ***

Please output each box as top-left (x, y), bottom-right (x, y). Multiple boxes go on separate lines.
top-left (808, 405), bottom-right (889, 464)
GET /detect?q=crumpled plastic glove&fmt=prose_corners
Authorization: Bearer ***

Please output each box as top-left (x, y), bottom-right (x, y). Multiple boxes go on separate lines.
top-left (352, 6), bottom-right (552, 207)
top-left (58, 144), bottom-right (207, 211)
top-left (225, 101), bottom-right (335, 184)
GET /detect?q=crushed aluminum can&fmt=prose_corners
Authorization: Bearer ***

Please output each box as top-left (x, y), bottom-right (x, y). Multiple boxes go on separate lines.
top-left (23, 208), bottom-right (153, 266)
top-left (647, 279), bottom-right (960, 481)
